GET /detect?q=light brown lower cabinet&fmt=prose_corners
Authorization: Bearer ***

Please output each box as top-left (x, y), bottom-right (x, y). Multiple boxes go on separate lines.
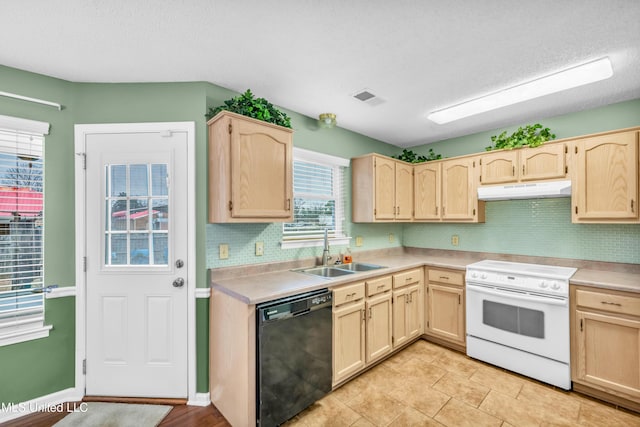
top-left (392, 268), bottom-right (424, 349)
top-left (332, 268), bottom-right (423, 386)
top-left (333, 282), bottom-right (366, 386)
top-left (571, 285), bottom-right (640, 410)
top-left (365, 275), bottom-right (393, 363)
top-left (425, 268), bottom-right (466, 348)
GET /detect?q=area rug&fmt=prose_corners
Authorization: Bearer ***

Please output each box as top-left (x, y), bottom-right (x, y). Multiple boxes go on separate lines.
top-left (53, 402), bottom-right (172, 427)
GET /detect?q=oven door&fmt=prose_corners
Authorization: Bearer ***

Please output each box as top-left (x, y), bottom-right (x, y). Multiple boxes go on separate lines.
top-left (466, 282), bottom-right (569, 363)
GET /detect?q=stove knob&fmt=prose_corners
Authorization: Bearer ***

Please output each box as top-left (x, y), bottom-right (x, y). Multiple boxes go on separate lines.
top-left (471, 272), bottom-right (477, 279)
top-left (539, 280), bottom-right (548, 288)
top-left (551, 282), bottom-right (561, 290)
top-left (481, 273), bottom-right (487, 279)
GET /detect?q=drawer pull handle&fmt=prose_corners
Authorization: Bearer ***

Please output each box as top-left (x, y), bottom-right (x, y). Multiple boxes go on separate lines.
top-left (440, 276), bottom-right (449, 280)
top-left (406, 277), bottom-right (413, 281)
top-left (601, 301), bottom-right (622, 307)
top-left (377, 285), bottom-right (385, 289)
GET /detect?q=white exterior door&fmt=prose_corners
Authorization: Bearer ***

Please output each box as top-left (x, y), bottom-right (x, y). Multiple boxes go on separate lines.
top-left (82, 127), bottom-right (189, 398)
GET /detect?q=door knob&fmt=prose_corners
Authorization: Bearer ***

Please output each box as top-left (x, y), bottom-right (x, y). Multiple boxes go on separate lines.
top-left (173, 277), bottom-right (185, 288)
top-left (175, 259), bottom-right (184, 269)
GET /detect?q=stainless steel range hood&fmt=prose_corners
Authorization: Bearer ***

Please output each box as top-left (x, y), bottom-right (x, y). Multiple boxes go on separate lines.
top-left (477, 180), bottom-right (571, 201)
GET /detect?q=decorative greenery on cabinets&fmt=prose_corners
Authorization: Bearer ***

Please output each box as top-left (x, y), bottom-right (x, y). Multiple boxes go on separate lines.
top-left (393, 148), bottom-right (442, 163)
top-left (486, 124), bottom-right (556, 151)
top-left (206, 89), bottom-right (292, 128)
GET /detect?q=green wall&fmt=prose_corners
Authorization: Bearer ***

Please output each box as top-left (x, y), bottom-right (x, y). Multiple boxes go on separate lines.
top-left (405, 99), bottom-right (640, 264)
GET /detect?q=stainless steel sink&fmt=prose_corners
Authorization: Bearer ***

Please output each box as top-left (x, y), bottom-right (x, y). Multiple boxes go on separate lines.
top-left (334, 262), bottom-right (386, 272)
top-left (297, 266), bottom-right (356, 278)
top-left (293, 262), bottom-right (386, 278)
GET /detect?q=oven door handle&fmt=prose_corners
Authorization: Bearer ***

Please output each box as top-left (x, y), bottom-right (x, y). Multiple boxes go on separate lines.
top-left (467, 284), bottom-right (568, 307)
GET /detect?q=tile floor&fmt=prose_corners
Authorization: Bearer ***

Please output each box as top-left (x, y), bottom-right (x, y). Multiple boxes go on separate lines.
top-left (284, 340), bottom-right (640, 427)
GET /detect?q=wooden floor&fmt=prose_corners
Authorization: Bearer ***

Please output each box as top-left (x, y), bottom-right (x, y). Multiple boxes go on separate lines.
top-left (1, 402), bottom-right (231, 427)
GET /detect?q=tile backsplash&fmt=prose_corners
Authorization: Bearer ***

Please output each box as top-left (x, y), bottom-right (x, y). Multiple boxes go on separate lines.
top-left (207, 198), bottom-right (639, 269)
top-left (403, 198), bottom-right (640, 264)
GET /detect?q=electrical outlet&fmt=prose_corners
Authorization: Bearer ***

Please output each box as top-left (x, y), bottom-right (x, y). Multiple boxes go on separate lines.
top-left (389, 233), bottom-right (395, 243)
top-left (451, 235), bottom-right (459, 246)
top-left (255, 241), bottom-right (264, 256)
top-left (219, 244), bottom-right (229, 259)
top-left (355, 236), bottom-right (363, 247)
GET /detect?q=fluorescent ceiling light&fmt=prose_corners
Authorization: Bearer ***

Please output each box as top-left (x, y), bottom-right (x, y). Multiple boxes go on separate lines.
top-left (427, 57), bottom-right (613, 124)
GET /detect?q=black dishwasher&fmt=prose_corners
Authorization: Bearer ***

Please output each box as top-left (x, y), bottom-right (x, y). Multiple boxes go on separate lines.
top-left (256, 288), bottom-right (332, 427)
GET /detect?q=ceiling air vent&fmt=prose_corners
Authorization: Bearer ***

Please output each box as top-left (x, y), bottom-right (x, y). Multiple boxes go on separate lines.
top-left (352, 89), bottom-right (385, 106)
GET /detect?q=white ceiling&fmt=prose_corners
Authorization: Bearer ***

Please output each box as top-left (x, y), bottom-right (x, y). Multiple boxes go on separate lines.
top-left (2, 1), bottom-right (640, 147)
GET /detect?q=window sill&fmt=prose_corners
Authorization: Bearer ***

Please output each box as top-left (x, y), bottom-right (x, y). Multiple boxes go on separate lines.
top-left (281, 236), bottom-right (351, 249)
top-left (0, 324), bottom-right (53, 347)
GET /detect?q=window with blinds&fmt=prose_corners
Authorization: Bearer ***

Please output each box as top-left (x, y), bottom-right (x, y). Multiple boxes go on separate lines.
top-left (0, 123), bottom-right (47, 344)
top-left (283, 149), bottom-right (347, 241)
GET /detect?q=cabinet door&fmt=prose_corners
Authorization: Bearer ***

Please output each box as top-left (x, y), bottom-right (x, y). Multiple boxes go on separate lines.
top-left (392, 289), bottom-right (409, 348)
top-left (230, 117), bottom-right (293, 219)
top-left (442, 158), bottom-right (476, 220)
top-left (479, 151), bottom-right (518, 185)
top-left (374, 156), bottom-right (396, 220)
top-left (366, 292), bottom-right (393, 363)
top-left (395, 162), bottom-right (414, 220)
top-left (520, 144), bottom-right (566, 181)
top-left (573, 131), bottom-right (638, 221)
top-left (575, 310), bottom-right (640, 400)
top-left (414, 162), bottom-right (440, 220)
top-left (427, 284), bottom-right (465, 344)
top-left (406, 284), bottom-right (423, 339)
top-left (333, 301), bottom-right (366, 385)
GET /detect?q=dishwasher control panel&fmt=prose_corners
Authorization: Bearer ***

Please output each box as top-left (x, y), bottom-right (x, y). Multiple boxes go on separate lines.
top-left (258, 289), bottom-right (332, 321)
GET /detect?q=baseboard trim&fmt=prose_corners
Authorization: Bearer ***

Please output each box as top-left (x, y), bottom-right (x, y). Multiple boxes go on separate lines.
top-left (188, 392), bottom-right (211, 407)
top-left (0, 387), bottom-right (83, 423)
top-left (82, 396), bottom-right (187, 405)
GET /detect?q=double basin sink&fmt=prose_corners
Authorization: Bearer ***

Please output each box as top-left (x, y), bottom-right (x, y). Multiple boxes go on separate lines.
top-left (294, 262), bottom-right (386, 279)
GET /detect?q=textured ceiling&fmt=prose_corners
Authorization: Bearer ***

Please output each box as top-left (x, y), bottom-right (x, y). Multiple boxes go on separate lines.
top-left (2, 1), bottom-right (640, 147)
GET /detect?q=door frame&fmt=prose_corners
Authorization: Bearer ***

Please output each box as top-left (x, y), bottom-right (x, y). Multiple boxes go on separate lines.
top-left (74, 122), bottom-right (197, 403)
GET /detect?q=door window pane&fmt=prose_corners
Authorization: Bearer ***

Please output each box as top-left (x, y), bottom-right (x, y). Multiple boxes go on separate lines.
top-left (109, 165), bottom-right (127, 197)
top-left (130, 164), bottom-right (149, 197)
top-left (130, 233), bottom-right (150, 265)
top-left (151, 164), bottom-right (168, 196)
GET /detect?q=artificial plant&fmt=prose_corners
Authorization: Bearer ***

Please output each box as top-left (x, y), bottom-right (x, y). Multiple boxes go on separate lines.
top-left (206, 89), bottom-right (292, 128)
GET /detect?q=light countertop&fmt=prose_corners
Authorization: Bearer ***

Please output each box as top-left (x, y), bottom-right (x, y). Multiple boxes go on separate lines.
top-left (212, 254), bottom-right (475, 305)
top-left (211, 251), bottom-right (640, 305)
top-left (570, 269), bottom-right (640, 293)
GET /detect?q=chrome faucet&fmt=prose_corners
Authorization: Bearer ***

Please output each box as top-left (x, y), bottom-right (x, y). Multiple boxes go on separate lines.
top-left (321, 228), bottom-right (332, 266)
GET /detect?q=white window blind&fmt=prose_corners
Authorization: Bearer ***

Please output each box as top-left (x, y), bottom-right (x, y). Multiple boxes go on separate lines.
top-left (283, 148), bottom-right (349, 242)
top-left (0, 119), bottom-right (48, 345)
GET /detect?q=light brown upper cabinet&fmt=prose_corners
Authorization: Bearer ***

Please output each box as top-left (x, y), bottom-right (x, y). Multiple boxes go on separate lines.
top-left (570, 130), bottom-right (639, 223)
top-left (441, 157), bottom-right (484, 222)
top-left (414, 162), bottom-right (441, 220)
top-left (352, 154), bottom-right (413, 222)
top-left (479, 143), bottom-right (567, 185)
top-left (208, 111), bottom-right (293, 223)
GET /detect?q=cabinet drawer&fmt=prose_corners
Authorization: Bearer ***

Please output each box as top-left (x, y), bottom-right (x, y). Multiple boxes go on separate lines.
top-left (333, 282), bottom-right (365, 306)
top-left (393, 268), bottom-right (424, 289)
top-left (428, 269), bottom-right (463, 286)
top-left (576, 289), bottom-right (640, 317)
top-left (366, 275), bottom-right (392, 297)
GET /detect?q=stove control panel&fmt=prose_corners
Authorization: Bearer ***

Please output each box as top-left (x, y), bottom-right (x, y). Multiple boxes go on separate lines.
top-left (466, 269), bottom-right (569, 297)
